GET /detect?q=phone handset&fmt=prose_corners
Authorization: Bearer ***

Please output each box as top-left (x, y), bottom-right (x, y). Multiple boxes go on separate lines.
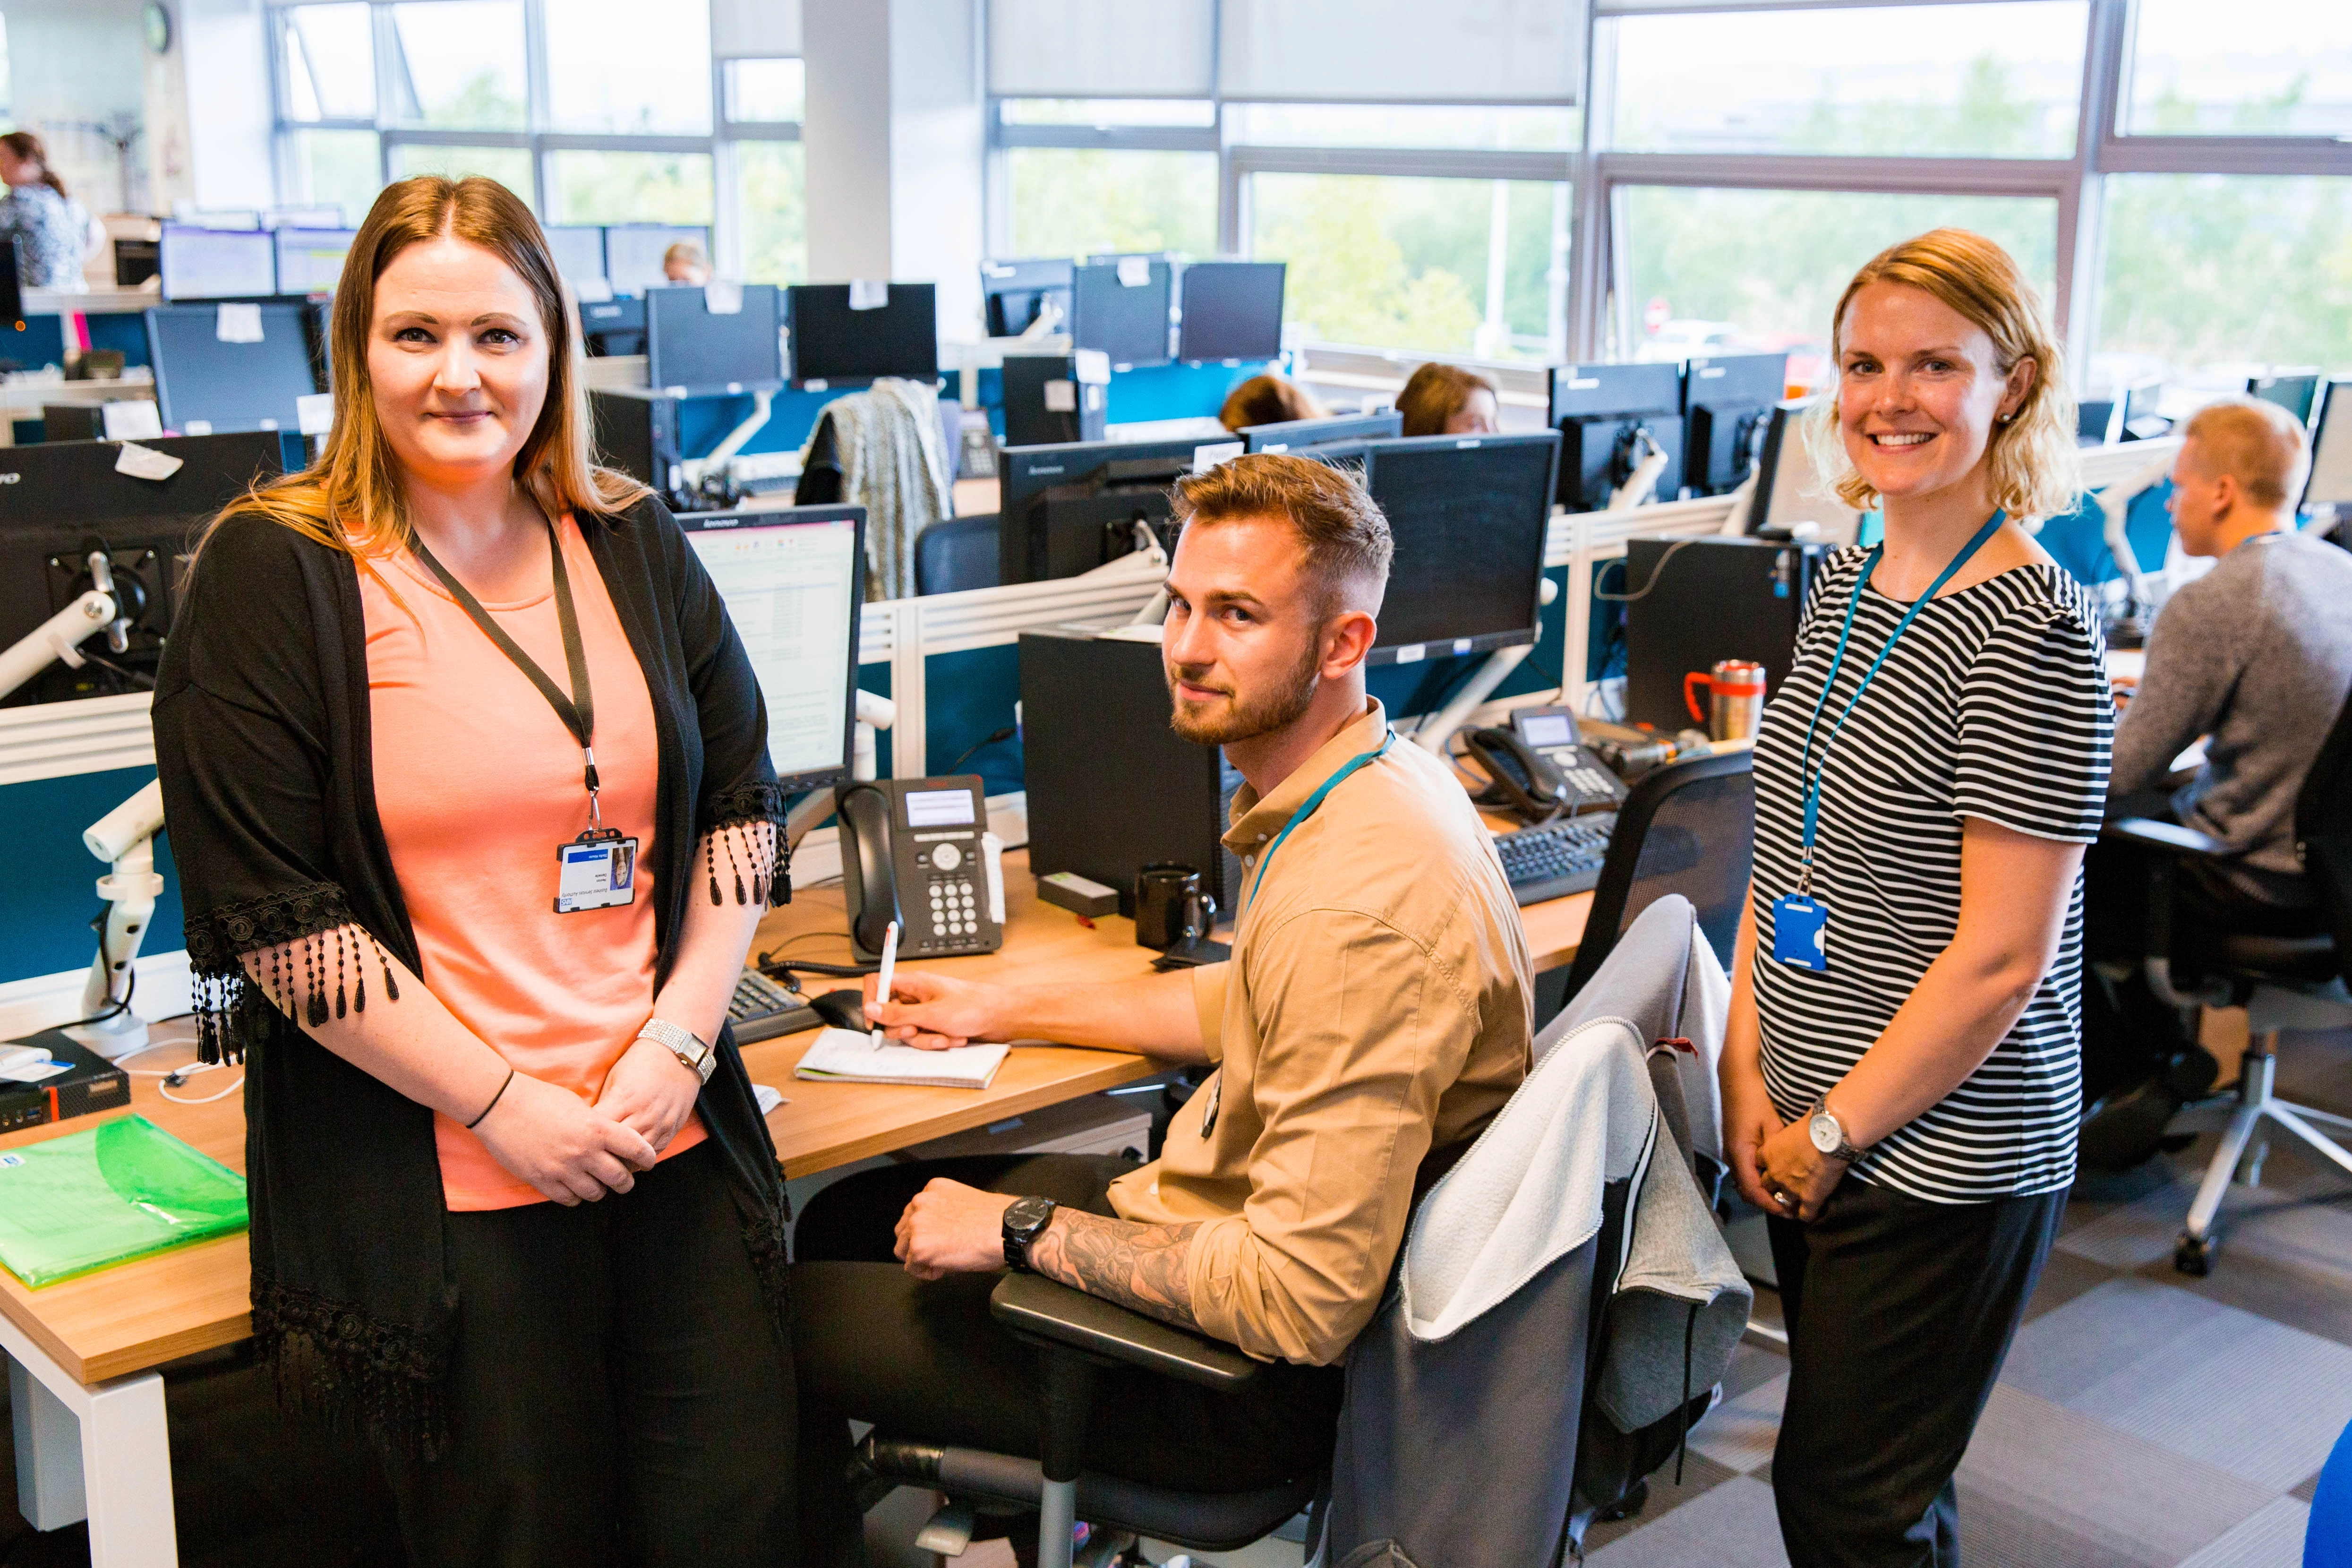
top-left (835, 782), bottom-right (901, 961)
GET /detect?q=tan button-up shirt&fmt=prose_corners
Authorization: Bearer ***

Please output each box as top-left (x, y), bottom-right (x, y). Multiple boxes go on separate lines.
top-left (1108, 700), bottom-right (1533, 1365)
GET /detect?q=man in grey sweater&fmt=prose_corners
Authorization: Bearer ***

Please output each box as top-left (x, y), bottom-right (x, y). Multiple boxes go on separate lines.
top-left (2111, 395), bottom-right (2352, 923)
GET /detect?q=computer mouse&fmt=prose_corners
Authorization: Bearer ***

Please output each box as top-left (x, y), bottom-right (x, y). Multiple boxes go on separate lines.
top-left (0, 1044), bottom-right (53, 1071)
top-left (809, 989), bottom-right (869, 1034)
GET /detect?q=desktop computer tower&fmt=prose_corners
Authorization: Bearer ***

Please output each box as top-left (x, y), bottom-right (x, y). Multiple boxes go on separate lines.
top-left (1622, 535), bottom-right (1834, 733)
top-left (590, 387), bottom-right (684, 495)
top-left (1019, 626), bottom-right (1246, 920)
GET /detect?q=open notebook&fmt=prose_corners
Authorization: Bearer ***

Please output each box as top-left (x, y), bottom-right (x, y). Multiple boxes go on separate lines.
top-left (793, 1027), bottom-right (1009, 1090)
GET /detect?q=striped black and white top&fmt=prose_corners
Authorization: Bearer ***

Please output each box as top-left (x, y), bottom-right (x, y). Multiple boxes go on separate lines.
top-left (1753, 547), bottom-right (2114, 1203)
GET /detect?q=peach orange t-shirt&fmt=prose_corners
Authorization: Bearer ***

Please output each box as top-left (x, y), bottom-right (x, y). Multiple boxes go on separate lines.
top-left (357, 513), bottom-right (704, 1211)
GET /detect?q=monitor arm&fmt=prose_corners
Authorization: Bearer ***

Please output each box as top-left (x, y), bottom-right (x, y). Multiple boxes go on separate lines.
top-left (0, 551), bottom-right (120, 703)
top-left (784, 689), bottom-right (898, 848)
top-left (1411, 578), bottom-right (1564, 756)
top-left (2097, 450), bottom-right (2172, 622)
top-left (1609, 428), bottom-right (1672, 512)
top-left (681, 388), bottom-right (775, 493)
top-left (64, 778), bottom-right (166, 1058)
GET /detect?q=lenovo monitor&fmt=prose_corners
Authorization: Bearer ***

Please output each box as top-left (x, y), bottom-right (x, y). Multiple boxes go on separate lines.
top-left (1360, 430), bottom-right (1560, 661)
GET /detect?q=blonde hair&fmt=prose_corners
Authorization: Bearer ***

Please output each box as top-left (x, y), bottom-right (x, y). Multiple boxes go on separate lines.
top-left (2181, 395), bottom-right (2309, 512)
top-left (1396, 362), bottom-right (1497, 438)
top-left (1803, 228), bottom-right (2078, 522)
top-left (204, 176), bottom-right (645, 561)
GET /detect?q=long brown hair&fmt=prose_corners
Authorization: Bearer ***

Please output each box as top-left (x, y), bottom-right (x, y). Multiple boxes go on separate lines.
top-left (1396, 361), bottom-right (1496, 438)
top-left (0, 133), bottom-right (67, 199)
top-left (208, 176), bottom-right (645, 560)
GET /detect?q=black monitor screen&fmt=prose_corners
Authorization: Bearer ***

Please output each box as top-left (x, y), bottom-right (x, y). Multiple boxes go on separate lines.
top-left (982, 257), bottom-right (1075, 337)
top-left (2306, 378), bottom-right (2352, 509)
top-left (146, 303), bottom-right (321, 435)
top-left (546, 225), bottom-right (607, 285)
top-left (787, 283), bottom-right (939, 383)
top-left (1683, 353), bottom-right (1787, 412)
top-left (647, 283), bottom-right (784, 393)
top-left (1072, 260), bottom-right (1172, 368)
top-left (1241, 411), bottom-right (1403, 454)
top-left (1178, 262), bottom-right (1284, 362)
top-left (1363, 432), bottom-right (1559, 658)
top-left (1550, 361), bottom-right (1682, 424)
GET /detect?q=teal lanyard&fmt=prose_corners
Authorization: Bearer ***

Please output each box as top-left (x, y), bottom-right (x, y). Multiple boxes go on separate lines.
top-left (1244, 730), bottom-right (1395, 914)
top-left (1792, 511), bottom-right (2006, 894)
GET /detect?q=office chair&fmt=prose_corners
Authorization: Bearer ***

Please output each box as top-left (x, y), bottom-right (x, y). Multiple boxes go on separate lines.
top-left (2104, 685), bottom-right (2352, 1276)
top-left (915, 512), bottom-right (1001, 596)
top-left (1562, 747), bottom-right (1755, 998)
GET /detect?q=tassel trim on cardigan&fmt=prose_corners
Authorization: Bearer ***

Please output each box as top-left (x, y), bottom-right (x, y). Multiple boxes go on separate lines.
top-left (703, 782), bottom-right (794, 908)
top-left (184, 882), bottom-right (402, 1065)
top-left (252, 1272), bottom-right (455, 1461)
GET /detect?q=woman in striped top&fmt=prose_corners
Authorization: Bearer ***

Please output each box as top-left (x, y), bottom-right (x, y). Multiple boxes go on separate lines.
top-left (1719, 229), bottom-right (2113, 1565)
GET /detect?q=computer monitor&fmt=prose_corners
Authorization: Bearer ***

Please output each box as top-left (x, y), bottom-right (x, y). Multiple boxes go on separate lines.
top-left (145, 303), bottom-right (323, 435)
top-left (981, 257), bottom-right (1075, 338)
top-left (1682, 352), bottom-right (1788, 496)
top-left (646, 283), bottom-right (783, 394)
top-left (2078, 397), bottom-right (2122, 446)
top-left (580, 296), bottom-right (646, 357)
top-left (2248, 370), bottom-right (2323, 428)
top-left (1001, 354), bottom-right (1106, 447)
top-left (2120, 380), bottom-right (2170, 441)
top-left (1549, 361), bottom-right (1686, 511)
top-left (674, 504), bottom-right (866, 789)
top-left (997, 435), bottom-right (1200, 586)
top-left (786, 283), bottom-right (939, 384)
top-left (1071, 259), bottom-right (1172, 369)
top-left (272, 227), bottom-right (357, 295)
top-left (2305, 377), bottom-right (2352, 511)
top-left (159, 223), bottom-right (277, 300)
top-left (1359, 430), bottom-right (1560, 661)
top-left (0, 430), bottom-right (293, 707)
top-left (1176, 261), bottom-right (1285, 363)
top-left (1746, 398), bottom-right (1860, 541)
top-left (605, 224), bottom-right (710, 296)
top-left (263, 206), bottom-right (343, 230)
top-left (1239, 411), bottom-right (1403, 454)
top-left (545, 225), bottom-right (608, 288)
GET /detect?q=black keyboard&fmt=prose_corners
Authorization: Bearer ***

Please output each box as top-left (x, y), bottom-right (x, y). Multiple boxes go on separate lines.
top-left (728, 969), bottom-right (821, 1043)
top-left (1495, 812), bottom-right (1616, 907)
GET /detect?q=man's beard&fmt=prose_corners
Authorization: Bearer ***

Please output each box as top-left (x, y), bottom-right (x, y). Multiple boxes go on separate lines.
top-left (1167, 639), bottom-right (1322, 746)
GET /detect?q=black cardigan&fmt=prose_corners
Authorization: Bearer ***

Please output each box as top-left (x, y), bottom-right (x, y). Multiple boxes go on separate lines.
top-left (151, 496), bottom-right (794, 1457)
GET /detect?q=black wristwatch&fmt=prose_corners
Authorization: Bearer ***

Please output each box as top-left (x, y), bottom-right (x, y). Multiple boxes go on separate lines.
top-left (1001, 1195), bottom-right (1058, 1273)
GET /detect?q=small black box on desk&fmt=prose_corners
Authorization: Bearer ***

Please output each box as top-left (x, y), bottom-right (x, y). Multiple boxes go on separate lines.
top-left (0, 1030), bottom-right (135, 1134)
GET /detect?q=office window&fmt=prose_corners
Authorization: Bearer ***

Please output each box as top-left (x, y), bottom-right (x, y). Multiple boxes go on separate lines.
top-left (1249, 173), bottom-right (1568, 360)
top-left (1225, 104), bottom-right (1575, 151)
top-left (2097, 175), bottom-right (2352, 394)
top-left (548, 151), bottom-right (715, 226)
top-left (2125, 1), bottom-right (2352, 137)
top-left (736, 141), bottom-right (805, 284)
top-left (1615, 187), bottom-right (2058, 385)
top-left (389, 1), bottom-right (526, 130)
top-left (390, 143), bottom-right (536, 205)
top-left (726, 59), bottom-right (804, 125)
top-left (998, 99), bottom-right (1218, 129)
top-left (288, 129), bottom-right (383, 223)
top-left (1007, 148), bottom-right (1216, 258)
top-left (1610, 2), bottom-right (2088, 159)
top-left (280, 3), bottom-right (374, 122)
top-left (543, 0), bottom-right (713, 137)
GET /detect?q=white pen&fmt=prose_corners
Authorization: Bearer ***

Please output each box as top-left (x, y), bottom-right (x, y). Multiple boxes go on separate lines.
top-left (871, 920), bottom-right (899, 1048)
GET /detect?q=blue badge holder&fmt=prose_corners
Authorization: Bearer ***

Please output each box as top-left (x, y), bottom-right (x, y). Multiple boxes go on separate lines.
top-left (1773, 894), bottom-right (1828, 972)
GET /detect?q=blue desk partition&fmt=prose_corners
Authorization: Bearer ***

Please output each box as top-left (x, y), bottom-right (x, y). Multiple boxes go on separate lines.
top-left (0, 765), bottom-right (181, 988)
top-left (0, 314), bottom-right (68, 374)
top-left (976, 360), bottom-right (1275, 439)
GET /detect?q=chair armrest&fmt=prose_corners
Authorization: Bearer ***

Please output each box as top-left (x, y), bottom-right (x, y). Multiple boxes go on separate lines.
top-left (2103, 816), bottom-right (2231, 857)
top-left (989, 1272), bottom-right (1261, 1391)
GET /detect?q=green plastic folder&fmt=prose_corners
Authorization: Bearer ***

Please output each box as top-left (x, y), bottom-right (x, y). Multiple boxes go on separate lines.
top-left (0, 1115), bottom-right (248, 1287)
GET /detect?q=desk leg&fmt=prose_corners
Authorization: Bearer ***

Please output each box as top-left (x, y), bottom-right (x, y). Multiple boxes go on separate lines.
top-left (0, 1320), bottom-right (179, 1567)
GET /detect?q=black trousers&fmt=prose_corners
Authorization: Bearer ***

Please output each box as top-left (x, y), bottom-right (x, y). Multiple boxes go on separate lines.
top-left (791, 1155), bottom-right (1345, 1565)
top-left (376, 1141), bottom-right (799, 1568)
top-left (1767, 1177), bottom-right (2065, 1568)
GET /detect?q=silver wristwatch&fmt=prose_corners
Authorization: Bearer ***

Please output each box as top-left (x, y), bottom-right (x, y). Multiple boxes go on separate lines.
top-left (1806, 1095), bottom-right (1866, 1163)
top-left (638, 1018), bottom-right (716, 1085)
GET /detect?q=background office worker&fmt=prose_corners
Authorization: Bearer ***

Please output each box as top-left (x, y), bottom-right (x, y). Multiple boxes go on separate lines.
top-left (1395, 360), bottom-right (1497, 436)
top-left (663, 239), bottom-right (712, 284)
top-left (0, 131), bottom-right (89, 289)
top-left (1719, 230), bottom-right (2113, 1565)
top-left (151, 177), bottom-right (800, 1567)
top-left (793, 454), bottom-right (1533, 1560)
top-left (1217, 370), bottom-right (1325, 432)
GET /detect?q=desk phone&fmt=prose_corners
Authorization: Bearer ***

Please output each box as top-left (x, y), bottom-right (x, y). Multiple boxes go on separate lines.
top-left (838, 775), bottom-right (1006, 963)
top-left (1507, 705), bottom-right (1627, 814)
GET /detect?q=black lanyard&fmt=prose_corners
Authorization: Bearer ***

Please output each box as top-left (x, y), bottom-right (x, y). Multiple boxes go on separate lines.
top-left (411, 518), bottom-right (604, 827)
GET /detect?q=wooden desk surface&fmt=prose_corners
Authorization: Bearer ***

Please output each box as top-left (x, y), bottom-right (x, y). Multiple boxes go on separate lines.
top-left (0, 847), bottom-right (1588, 1387)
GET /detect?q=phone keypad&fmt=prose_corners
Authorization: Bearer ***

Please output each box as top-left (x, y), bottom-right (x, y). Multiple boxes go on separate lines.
top-left (1540, 749), bottom-right (1619, 803)
top-left (920, 875), bottom-right (983, 951)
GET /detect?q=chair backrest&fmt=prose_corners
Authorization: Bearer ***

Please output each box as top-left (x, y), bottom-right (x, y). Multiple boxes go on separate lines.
top-left (916, 513), bottom-right (1001, 596)
top-left (1562, 748), bottom-right (1754, 999)
top-left (2294, 680), bottom-right (2352, 987)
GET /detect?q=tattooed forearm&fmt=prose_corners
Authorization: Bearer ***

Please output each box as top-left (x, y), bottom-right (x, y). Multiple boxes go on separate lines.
top-left (1027, 1210), bottom-right (1203, 1330)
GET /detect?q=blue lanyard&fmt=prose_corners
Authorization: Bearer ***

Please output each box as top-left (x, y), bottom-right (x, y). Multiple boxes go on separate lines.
top-left (1244, 730), bottom-right (1394, 914)
top-left (1791, 511), bottom-right (2005, 893)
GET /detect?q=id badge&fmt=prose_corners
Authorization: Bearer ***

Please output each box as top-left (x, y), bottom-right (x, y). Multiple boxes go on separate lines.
top-left (555, 830), bottom-right (638, 913)
top-left (1772, 894), bottom-right (1829, 972)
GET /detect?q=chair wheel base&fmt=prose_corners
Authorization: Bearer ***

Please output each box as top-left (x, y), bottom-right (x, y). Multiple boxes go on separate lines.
top-left (1596, 1478), bottom-right (1651, 1523)
top-left (2175, 1232), bottom-right (2214, 1277)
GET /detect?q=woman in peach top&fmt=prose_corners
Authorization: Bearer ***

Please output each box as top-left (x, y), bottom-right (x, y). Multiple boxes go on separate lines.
top-left (154, 178), bottom-right (800, 1566)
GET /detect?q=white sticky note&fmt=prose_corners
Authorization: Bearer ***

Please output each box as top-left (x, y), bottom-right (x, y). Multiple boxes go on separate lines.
top-left (1116, 256), bottom-right (1151, 288)
top-left (100, 400), bottom-right (163, 440)
top-left (704, 277), bottom-right (744, 315)
top-left (1394, 643), bottom-right (1427, 665)
top-left (216, 302), bottom-right (264, 343)
top-left (0, 1059), bottom-right (69, 1083)
top-left (1072, 348), bottom-right (1112, 385)
top-left (115, 441), bottom-right (185, 481)
top-left (1043, 378), bottom-right (1077, 413)
top-left (182, 419), bottom-right (213, 437)
top-left (297, 391), bottom-right (335, 436)
top-left (848, 278), bottom-right (889, 311)
top-left (753, 1084), bottom-right (787, 1116)
top-left (802, 377), bottom-right (829, 393)
top-left (1191, 440), bottom-right (1243, 472)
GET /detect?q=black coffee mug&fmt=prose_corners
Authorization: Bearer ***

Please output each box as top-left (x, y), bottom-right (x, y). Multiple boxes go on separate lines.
top-left (1135, 863), bottom-right (1218, 951)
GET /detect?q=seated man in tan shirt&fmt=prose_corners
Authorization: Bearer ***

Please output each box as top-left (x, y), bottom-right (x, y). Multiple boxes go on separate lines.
top-left (792, 454), bottom-right (1533, 1560)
